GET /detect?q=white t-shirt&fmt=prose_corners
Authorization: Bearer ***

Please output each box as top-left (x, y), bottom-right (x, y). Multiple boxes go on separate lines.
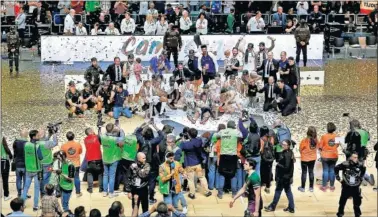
top-left (139, 1), bottom-right (148, 15)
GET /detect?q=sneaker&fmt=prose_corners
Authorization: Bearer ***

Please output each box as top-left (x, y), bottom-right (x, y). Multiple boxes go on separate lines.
top-left (309, 187), bottom-right (314, 192)
top-left (362, 180), bottom-right (368, 186)
top-left (109, 193), bottom-right (118, 198)
top-left (33, 207), bottom-right (39, 212)
top-left (182, 207), bottom-right (188, 214)
top-left (87, 189), bottom-right (93, 194)
top-left (264, 206), bottom-right (275, 212)
top-left (264, 188), bottom-right (270, 194)
top-left (369, 174), bottom-right (375, 186)
top-left (330, 186), bottom-right (336, 192)
top-left (102, 192), bottom-right (108, 197)
top-left (297, 187), bottom-right (305, 192)
top-left (320, 186), bottom-right (327, 192)
top-left (188, 193), bottom-right (195, 199)
top-left (373, 187), bottom-right (377, 192)
top-left (4, 196), bottom-right (12, 201)
top-left (76, 192), bottom-right (83, 197)
top-left (149, 199), bottom-right (157, 205)
top-left (217, 193), bottom-right (223, 199)
top-left (204, 191), bottom-right (212, 197)
top-left (283, 207), bottom-right (295, 213)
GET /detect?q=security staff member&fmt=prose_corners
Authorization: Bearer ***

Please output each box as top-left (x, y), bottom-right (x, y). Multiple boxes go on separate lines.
top-left (335, 152), bottom-right (366, 217)
top-left (22, 130), bottom-right (44, 211)
top-left (163, 25), bottom-right (182, 68)
top-left (7, 26), bottom-right (20, 77)
top-left (294, 19), bottom-right (311, 67)
top-left (85, 57), bottom-right (104, 93)
top-left (57, 151), bottom-right (75, 211)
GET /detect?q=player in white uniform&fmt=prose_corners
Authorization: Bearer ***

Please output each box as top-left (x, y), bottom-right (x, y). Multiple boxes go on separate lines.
top-left (124, 54), bottom-right (142, 109)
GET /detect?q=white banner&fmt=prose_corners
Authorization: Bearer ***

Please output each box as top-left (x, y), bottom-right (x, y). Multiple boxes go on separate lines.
top-left (41, 34), bottom-right (324, 62)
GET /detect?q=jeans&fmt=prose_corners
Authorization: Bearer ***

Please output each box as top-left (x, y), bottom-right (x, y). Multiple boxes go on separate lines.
top-left (236, 167), bottom-right (246, 191)
top-left (61, 190), bottom-right (72, 211)
top-left (74, 167), bottom-right (81, 194)
top-left (296, 43), bottom-right (308, 67)
top-left (208, 156), bottom-right (217, 190)
top-left (261, 161), bottom-right (273, 188)
top-left (41, 164), bottom-right (52, 195)
top-left (300, 160), bottom-right (315, 188)
top-left (1, 159), bottom-right (10, 197)
top-left (87, 160), bottom-right (103, 193)
top-left (22, 172), bottom-right (40, 209)
top-left (251, 156), bottom-right (261, 176)
top-left (322, 159), bottom-right (337, 187)
top-left (163, 191), bottom-right (187, 209)
top-left (148, 170), bottom-right (158, 200)
top-left (103, 161), bottom-right (119, 193)
top-left (270, 182), bottom-right (295, 210)
top-left (113, 106), bottom-right (132, 119)
top-left (115, 159), bottom-right (132, 192)
top-left (16, 167), bottom-right (26, 196)
top-left (217, 171), bottom-right (237, 196)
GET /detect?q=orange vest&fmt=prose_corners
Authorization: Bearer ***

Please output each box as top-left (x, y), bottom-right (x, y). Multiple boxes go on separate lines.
top-left (318, 133), bottom-right (339, 159)
top-left (299, 138), bottom-right (317, 162)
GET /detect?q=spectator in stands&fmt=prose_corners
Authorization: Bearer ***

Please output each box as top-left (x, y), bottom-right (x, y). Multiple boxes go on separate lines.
top-left (91, 22), bottom-right (103, 35)
top-left (165, 4), bottom-right (174, 15)
top-left (285, 19), bottom-right (296, 34)
top-left (308, 5), bottom-right (324, 33)
top-left (30, 1), bottom-right (46, 45)
top-left (144, 14), bottom-right (157, 35)
top-left (105, 22), bottom-right (120, 35)
top-left (223, 0), bottom-right (235, 14)
top-left (15, 6), bottom-right (26, 47)
top-left (147, 2), bottom-right (159, 22)
top-left (198, 45), bottom-right (218, 85)
top-left (247, 11), bottom-right (265, 33)
top-left (210, 1), bottom-right (222, 14)
top-left (100, 0), bottom-right (110, 14)
top-left (85, 0), bottom-right (100, 25)
top-left (64, 9), bottom-right (76, 35)
top-left (272, 6), bottom-right (287, 28)
top-left (294, 19), bottom-right (311, 67)
top-left (226, 8), bottom-right (235, 34)
top-left (113, 0), bottom-right (127, 23)
top-left (296, 1), bottom-right (309, 16)
top-left (121, 12), bottom-right (136, 35)
top-left (58, 0), bottom-right (71, 14)
top-left (75, 22), bottom-right (87, 35)
top-left (190, 0), bottom-right (200, 12)
top-left (156, 15), bottom-right (169, 35)
top-left (287, 8), bottom-right (297, 24)
top-left (171, 6), bottom-right (182, 26)
top-left (71, 0), bottom-right (84, 14)
top-left (179, 10), bottom-right (192, 34)
top-left (368, 4), bottom-right (378, 36)
top-left (196, 13), bottom-right (208, 35)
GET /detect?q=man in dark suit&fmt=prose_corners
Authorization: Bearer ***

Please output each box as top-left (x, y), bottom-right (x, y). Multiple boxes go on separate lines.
top-left (257, 51), bottom-right (278, 84)
top-left (275, 79), bottom-right (297, 116)
top-left (258, 76), bottom-right (278, 112)
top-left (104, 57), bottom-right (126, 84)
top-left (173, 62), bottom-right (193, 86)
top-left (31, 1), bottom-right (47, 45)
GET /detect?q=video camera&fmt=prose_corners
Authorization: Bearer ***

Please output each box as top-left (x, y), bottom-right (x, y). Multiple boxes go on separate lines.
top-left (47, 122), bottom-right (62, 134)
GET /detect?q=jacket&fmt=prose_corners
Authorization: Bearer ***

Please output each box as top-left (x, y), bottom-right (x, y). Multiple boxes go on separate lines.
top-left (181, 138), bottom-right (205, 167)
top-left (272, 12), bottom-right (287, 27)
top-left (163, 30), bottom-right (182, 49)
top-left (258, 83), bottom-right (279, 102)
top-left (256, 59), bottom-right (279, 80)
top-left (276, 149), bottom-right (294, 183)
top-left (197, 52), bottom-right (219, 73)
top-left (276, 85), bottom-right (297, 107)
top-left (135, 127), bottom-right (164, 168)
top-left (335, 160), bottom-right (366, 187)
top-left (126, 162), bottom-right (151, 192)
top-left (173, 67), bottom-right (193, 80)
top-left (286, 64), bottom-right (300, 87)
top-left (159, 161), bottom-right (185, 194)
top-left (104, 63), bottom-right (126, 83)
top-left (85, 65), bottom-right (104, 86)
top-left (299, 138), bottom-right (317, 162)
top-left (13, 138), bottom-right (28, 168)
top-left (7, 31), bottom-right (20, 54)
top-left (294, 25), bottom-right (311, 44)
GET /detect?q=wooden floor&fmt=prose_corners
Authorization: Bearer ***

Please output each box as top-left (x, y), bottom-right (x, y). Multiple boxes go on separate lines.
top-left (1, 116), bottom-right (377, 217)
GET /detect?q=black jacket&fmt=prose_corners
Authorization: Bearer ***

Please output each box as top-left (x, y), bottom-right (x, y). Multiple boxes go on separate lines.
top-left (257, 59), bottom-right (279, 80)
top-left (135, 128), bottom-right (164, 170)
top-left (276, 85), bottom-right (297, 107)
top-left (275, 149), bottom-right (294, 184)
top-left (173, 67), bottom-right (193, 80)
top-left (163, 30), bottom-right (182, 49)
top-left (126, 162), bottom-right (151, 192)
top-left (85, 65), bottom-right (104, 86)
top-left (104, 63), bottom-right (125, 83)
top-left (294, 25), bottom-right (311, 44)
top-left (32, 7), bottom-right (47, 24)
top-left (1, 137), bottom-right (13, 160)
top-left (285, 64), bottom-right (300, 87)
top-left (13, 138), bottom-right (27, 168)
top-left (335, 160), bottom-right (366, 187)
top-left (374, 142), bottom-right (378, 163)
top-left (259, 83), bottom-right (279, 102)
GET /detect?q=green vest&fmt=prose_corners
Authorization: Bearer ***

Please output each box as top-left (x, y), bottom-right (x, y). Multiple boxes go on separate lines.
top-left (357, 129), bottom-right (369, 147)
top-left (38, 141), bottom-right (53, 165)
top-left (0, 142), bottom-right (9, 160)
top-left (59, 161), bottom-right (74, 191)
top-left (219, 128), bottom-right (238, 155)
top-left (24, 142), bottom-right (42, 172)
top-left (101, 135), bottom-right (121, 164)
top-left (122, 135), bottom-right (138, 161)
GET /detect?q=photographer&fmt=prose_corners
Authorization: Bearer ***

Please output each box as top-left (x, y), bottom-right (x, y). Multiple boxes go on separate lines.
top-left (85, 57), bottom-right (104, 93)
top-left (7, 26), bottom-right (20, 77)
top-left (37, 125), bottom-right (59, 196)
top-left (135, 122), bottom-right (164, 204)
top-left (84, 127), bottom-right (103, 194)
top-left (22, 130), bottom-right (44, 211)
top-left (99, 123), bottom-right (125, 198)
top-left (181, 128), bottom-right (212, 199)
top-left (126, 152), bottom-right (151, 214)
top-left (56, 151), bottom-right (75, 212)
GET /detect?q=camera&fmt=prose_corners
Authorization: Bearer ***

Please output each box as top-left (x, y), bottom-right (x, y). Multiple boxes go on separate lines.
top-left (47, 122), bottom-right (62, 134)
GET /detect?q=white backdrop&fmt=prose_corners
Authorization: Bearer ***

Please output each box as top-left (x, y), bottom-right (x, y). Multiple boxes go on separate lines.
top-left (41, 34), bottom-right (324, 62)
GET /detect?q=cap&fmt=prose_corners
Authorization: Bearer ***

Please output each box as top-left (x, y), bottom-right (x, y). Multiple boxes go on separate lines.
top-left (259, 42), bottom-right (265, 46)
top-left (242, 70), bottom-right (249, 75)
top-left (227, 120), bottom-right (236, 129)
top-left (220, 87), bottom-right (228, 94)
top-left (247, 43), bottom-right (254, 48)
top-left (68, 81), bottom-right (75, 86)
top-left (128, 54), bottom-right (134, 59)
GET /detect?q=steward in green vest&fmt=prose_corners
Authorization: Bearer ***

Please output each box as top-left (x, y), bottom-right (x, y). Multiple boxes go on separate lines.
top-left (215, 121), bottom-right (242, 156)
top-left (57, 151), bottom-right (75, 211)
top-left (38, 132), bottom-right (59, 166)
top-left (24, 142), bottom-right (43, 173)
top-left (121, 134), bottom-right (138, 161)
